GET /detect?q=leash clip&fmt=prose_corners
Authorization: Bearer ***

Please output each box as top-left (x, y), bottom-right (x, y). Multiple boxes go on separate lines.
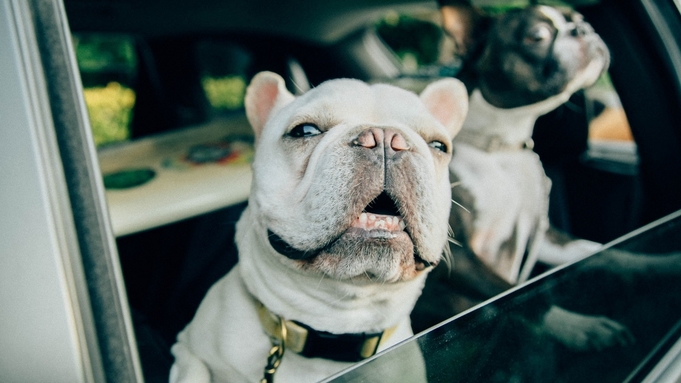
top-left (260, 314), bottom-right (287, 383)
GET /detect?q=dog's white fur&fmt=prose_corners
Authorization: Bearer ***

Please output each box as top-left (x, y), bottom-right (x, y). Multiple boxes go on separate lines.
top-left (452, 88), bottom-right (602, 284)
top-left (442, 5), bottom-right (627, 352)
top-left (451, 46), bottom-right (607, 284)
top-left (170, 72), bottom-right (467, 383)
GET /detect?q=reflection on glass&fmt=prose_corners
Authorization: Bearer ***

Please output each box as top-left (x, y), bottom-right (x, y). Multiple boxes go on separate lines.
top-left (326, 211), bottom-right (681, 383)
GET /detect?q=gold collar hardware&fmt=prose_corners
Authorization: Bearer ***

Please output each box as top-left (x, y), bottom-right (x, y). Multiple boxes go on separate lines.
top-left (260, 313), bottom-right (286, 383)
top-left (254, 298), bottom-right (398, 382)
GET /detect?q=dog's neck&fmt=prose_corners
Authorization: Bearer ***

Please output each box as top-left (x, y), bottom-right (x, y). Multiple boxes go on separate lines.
top-left (459, 88), bottom-right (572, 147)
top-left (236, 206), bottom-right (425, 335)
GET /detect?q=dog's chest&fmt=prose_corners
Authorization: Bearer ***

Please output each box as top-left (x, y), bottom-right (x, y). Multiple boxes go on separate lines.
top-left (450, 143), bottom-right (551, 281)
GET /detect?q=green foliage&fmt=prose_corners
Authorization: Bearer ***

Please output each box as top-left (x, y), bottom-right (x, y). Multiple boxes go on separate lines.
top-left (83, 82), bottom-right (135, 147)
top-left (377, 13), bottom-right (443, 68)
top-left (74, 34), bottom-right (136, 74)
top-left (202, 76), bottom-right (247, 111)
top-left (74, 34), bottom-right (137, 147)
top-left (475, 0), bottom-right (571, 13)
top-left (480, 3), bottom-right (527, 14)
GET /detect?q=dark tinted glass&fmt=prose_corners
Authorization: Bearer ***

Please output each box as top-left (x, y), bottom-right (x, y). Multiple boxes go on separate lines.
top-left (327, 211), bottom-right (681, 383)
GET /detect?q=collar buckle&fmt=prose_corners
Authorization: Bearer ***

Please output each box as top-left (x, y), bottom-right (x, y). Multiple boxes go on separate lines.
top-left (254, 298), bottom-right (396, 363)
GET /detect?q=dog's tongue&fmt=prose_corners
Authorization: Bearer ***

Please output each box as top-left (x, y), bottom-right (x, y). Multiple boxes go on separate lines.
top-left (352, 213), bottom-right (406, 231)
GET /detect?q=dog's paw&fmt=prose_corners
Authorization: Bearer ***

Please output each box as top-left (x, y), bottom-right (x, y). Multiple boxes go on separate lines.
top-left (541, 306), bottom-right (635, 351)
top-left (538, 237), bottom-right (602, 266)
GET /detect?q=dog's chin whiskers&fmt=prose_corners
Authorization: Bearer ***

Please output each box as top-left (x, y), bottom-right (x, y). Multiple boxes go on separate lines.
top-left (450, 181), bottom-right (462, 188)
top-left (452, 199), bottom-right (470, 214)
top-left (368, 297), bottom-right (388, 321)
top-left (315, 273), bottom-right (327, 290)
top-left (446, 225), bottom-right (461, 247)
top-left (328, 287), bottom-right (354, 307)
top-left (442, 245), bottom-right (453, 272)
top-left (447, 237), bottom-right (463, 248)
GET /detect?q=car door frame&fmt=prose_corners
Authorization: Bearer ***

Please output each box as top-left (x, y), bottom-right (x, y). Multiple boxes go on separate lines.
top-left (0, 0), bottom-right (143, 381)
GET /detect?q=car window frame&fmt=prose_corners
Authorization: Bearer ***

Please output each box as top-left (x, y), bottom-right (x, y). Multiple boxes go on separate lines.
top-left (0, 0), bottom-right (143, 381)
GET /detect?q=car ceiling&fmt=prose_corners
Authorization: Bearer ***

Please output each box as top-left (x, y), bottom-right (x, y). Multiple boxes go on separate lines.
top-left (64, 0), bottom-right (435, 44)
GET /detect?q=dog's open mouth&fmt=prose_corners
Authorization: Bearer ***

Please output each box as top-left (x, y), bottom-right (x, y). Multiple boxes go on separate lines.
top-left (352, 191), bottom-right (406, 232)
top-left (352, 191), bottom-right (432, 272)
top-left (268, 190), bottom-right (434, 275)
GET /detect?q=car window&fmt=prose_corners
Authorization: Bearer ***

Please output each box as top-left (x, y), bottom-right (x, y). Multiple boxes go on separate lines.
top-left (326, 210), bottom-right (681, 383)
top-left (74, 35), bottom-right (255, 146)
top-left (72, 34), bottom-right (258, 236)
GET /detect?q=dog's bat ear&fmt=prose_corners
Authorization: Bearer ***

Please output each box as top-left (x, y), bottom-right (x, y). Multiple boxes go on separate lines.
top-left (420, 78), bottom-right (468, 138)
top-left (245, 71), bottom-right (296, 138)
top-left (440, 2), bottom-right (488, 58)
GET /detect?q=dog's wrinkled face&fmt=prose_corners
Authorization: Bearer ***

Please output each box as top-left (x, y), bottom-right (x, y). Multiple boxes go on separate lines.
top-left (244, 72), bottom-right (467, 283)
top-left (452, 6), bottom-right (609, 108)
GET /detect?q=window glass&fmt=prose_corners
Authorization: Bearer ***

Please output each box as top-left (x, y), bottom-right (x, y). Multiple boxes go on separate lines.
top-left (73, 34), bottom-right (137, 147)
top-left (329, 212), bottom-right (681, 383)
top-left (586, 73), bottom-right (634, 142)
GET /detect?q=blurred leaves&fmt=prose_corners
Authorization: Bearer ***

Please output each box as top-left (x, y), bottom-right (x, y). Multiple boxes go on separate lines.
top-left (377, 12), bottom-right (443, 69)
top-left (74, 34), bottom-right (136, 74)
top-left (74, 34), bottom-right (137, 147)
top-left (83, 82), bottom-right (135, 147)
top-left (201, 76), bottom-right (246, 111)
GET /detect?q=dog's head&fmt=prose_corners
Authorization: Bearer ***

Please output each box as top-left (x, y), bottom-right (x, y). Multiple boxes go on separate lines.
top-left (442, 4), bottom-right (609, 108)
top-left (242, 72), bottom-right (467, 284)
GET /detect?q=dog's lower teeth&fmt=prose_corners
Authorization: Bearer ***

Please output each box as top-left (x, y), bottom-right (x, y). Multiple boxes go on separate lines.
top-left (355, 212), bottom-right (404, 231)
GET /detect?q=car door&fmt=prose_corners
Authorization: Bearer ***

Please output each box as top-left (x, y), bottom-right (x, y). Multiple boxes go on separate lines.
top-left (0, 0), bottom-right (143, 381)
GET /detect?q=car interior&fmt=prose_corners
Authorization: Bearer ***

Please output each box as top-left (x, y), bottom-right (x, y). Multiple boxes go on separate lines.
top-left (60, 0), bottom-right (681, 381)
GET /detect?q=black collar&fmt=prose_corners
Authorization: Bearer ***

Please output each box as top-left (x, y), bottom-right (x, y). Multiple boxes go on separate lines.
top-left (255, 299), bottom-right (397, 362)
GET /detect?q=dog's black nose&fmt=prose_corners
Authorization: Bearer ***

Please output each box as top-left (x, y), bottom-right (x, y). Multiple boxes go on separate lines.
top-left (352, 128), bottom-right (410, 152)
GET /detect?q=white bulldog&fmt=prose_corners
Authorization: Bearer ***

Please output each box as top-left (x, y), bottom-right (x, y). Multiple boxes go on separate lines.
top-left (169, 72), bottom-right (468, 383)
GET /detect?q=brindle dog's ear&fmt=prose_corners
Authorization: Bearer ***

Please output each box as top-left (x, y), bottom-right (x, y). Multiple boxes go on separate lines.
top-left (439, 0), bottom-right (490, 59)
top-left (244, 71), bottom-right (295, 139)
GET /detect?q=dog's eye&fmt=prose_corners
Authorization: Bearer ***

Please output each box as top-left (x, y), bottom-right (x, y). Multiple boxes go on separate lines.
top-left (289, 123), bottom-right (322, 138)
top-left (525, 25), bottom-right (552, 43)
top-left (428, 141), bottom-right (448, 153)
